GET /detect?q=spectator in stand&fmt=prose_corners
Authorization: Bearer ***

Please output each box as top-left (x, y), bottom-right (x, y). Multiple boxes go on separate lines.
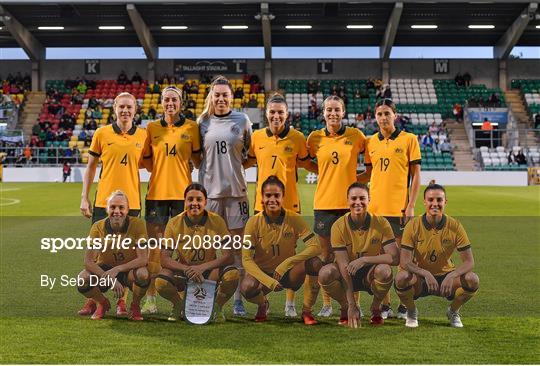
top-left (117, 70), bottom-right (129, 85)
top-left (23, 145), bottom-right (32, 164)
top-left (190, 82), bottom-right (199, 94)
top-left (488, 93), bottom-right (501, 108)
top-left (62, 161), bottom-right (72, 182)
top-left (307, 80), bottom-right (317, 94)
top-left (309, 92), bottom-right (317, 106)
top-left (516, 150), bottom-right (527, 165)
top-left (246, 95), bottom-right (258, 108)
top-left (432, 138), bottom-right (441, 153)
top-left (132, 72), bottom-right (142, 84)
top-left (440, 140), bottom-right (452, 153)
top-left (535, 113), bottom-right (540, 129)
top-left (186, 98), bottom-right (196, 109)
top-left (71, 90), bottom-right (84, 104)
top-left (421, 134), bottom-right (434, 149)
top-left (234, 87), bottom-right (244, 99)
top-left (307, 105), bottom-right (319, 120)
top-left (455, 73), bottom-right (464, 87)
top-left (481, 118), bottom-right (493, 131)
top-left (292, 112), bottom-right (302, 129)
top-left (383, 85), bottom-right (392, 99)
top-left (92, 105), bottom-right (103, 119)
top-left (366, 78), bottom-right (375, 90)
top-left (76, 81), bottom-right (87, 95)
top-left (463, 72), bottom-right (472, 88)
top-left (182, 81), bottom-right (191, 95)
top-left (148, 106), bottom-right (157, 120)
top-left (429, 122), bottom-right (439, 135)
top-left (353, 89), bottom-right (362, 99)
top-left (88, 96), bottom-right (99, 109)
top-left (78, 130), bottom-right (87, 142)
top-left (453, 103), bottom-right (463, 122)
top-left (507, 151), bottom-right (517, 165)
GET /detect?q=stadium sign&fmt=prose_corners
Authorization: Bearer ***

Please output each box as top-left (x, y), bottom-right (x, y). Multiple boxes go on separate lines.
top-left (85, 60), bottom-right (100, 75)
top-left (434, 59), bottom-right (449, 74)
top-left (317, 59), bottom-right (333, 74)
top-left (174, 59), bottom-right (247, 74)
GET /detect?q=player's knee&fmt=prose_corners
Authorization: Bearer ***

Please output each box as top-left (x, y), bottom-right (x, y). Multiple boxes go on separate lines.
top-left (305, 256), bottom-right (323, 276)
top-left (394, 270), bottom-right (411, 288)
top-left (222, 268), bottom-right (240, 283)
top-left (240, 277), bottom-right (259, 298)
top-left (155, 274), bottom-right (175, 292)
top-left (318, 263), bottom-right (339, 285)
top-left (134, 267), bottom-right (150, 287)
top-left (463, 272), bottom-right (479, 290)
top-left (374, 264), bottom-right (392, 282)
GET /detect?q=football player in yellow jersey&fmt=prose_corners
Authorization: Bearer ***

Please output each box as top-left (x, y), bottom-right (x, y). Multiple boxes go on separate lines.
top-left (140, 86), bottom-right (201, 315)
top-left (76, 191), bottom-right (149, 321)
top-left (394, 183), bottom-right (479, 328)
top-left (319, 183), bottom-right (398, 328)
top-left (79, 92), bottom-right (149, 317)
top-left (358, 98), bottom-right (421, 319)
top-left (306, 95), bottom-right (366, 319)
top-left (241, 176), bottom-right (322, 324)
top-left (244, 93), bottom-right (317, 318)
top-left (155, 183), bottom-right (239, 322)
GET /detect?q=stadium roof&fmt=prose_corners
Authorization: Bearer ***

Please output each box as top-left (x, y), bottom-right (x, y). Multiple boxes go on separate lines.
top-left (0, 1), bottom-right (538, 53)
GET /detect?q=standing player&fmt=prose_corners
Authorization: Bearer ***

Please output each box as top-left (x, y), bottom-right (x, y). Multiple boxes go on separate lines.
top-left (76, 190), bottom-right (150, 321)
top-left (318, 183), bottom-right (398, 327)
top-left (243, 93), bottom-right (317, 317)
top-left (306, 95), bottom-right (366, 320)
top-left (358, 98), bottom-right (421, 319)
top-left (140, 86), bottom-right (201, 315)
top-left (394, 183), bottom-right (479, 328)
top-left (155, 183), bottom-right (239, 322)
top-left (79, 92), bottom-right (149, 317)
top-left (240, 176), bottom-right (322, 323)
top-left (197, 75), bottom-right (252, 316)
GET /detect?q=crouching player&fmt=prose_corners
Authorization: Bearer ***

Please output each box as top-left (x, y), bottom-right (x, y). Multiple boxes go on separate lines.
top-left (77, 190), bottom-right (150, 320)
top-left (318, 183), bottom-right (398, 328)
top-left (394, 183), bottom-right (479, 328)
top-left (241, 176), bottom-right (323, 324)
top-left (155, 183), bottom-right (239, 322)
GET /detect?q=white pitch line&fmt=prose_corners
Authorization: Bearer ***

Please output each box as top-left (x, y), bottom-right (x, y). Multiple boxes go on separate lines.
top-left (0, 197), bottom-right (21, 206)
top-left (0, 188), bottom-right (21, 192)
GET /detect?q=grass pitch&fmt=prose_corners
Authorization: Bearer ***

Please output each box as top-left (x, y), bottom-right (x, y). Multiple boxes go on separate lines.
top-left (0, 182), bottom-right (539, 364)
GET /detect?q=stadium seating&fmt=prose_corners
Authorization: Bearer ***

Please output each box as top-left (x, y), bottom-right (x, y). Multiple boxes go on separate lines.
top-left (478, 145), bottom-right (532, 170)
top-left (511, 79), bottom-right (540, 115)
top-left (421, 146), bottom-right (456, 171)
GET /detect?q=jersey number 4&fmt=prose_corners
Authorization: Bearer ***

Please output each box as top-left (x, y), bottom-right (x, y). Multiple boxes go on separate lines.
top-left (120, 154), bottom-right (128, 166)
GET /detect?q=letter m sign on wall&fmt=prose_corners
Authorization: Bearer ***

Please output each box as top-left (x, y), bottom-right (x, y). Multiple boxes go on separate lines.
top-left (434, 59), bottom-right (449, 74)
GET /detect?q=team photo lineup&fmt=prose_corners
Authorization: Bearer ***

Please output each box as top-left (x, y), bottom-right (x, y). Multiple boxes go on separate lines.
top-left (0, 0), bottom-right (539, 364)
top-left (74, 75), bottom-right (478, 329)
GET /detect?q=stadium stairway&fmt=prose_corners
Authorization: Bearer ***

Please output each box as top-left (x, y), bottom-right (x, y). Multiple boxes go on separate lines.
top-left (505, 90), bottom-right (539, 149)
top-left (446, 121), bottom-right (476, 171)
top-left (19, 91), bottom-right (46, 139)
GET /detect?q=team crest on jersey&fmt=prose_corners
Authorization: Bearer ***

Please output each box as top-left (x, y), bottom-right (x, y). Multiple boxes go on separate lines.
top-left (284, 146), bottom-right (294, 153)
top-left (136, 143), bottom-right (142, 149)
top-left (345, 140), bottom-right (353, 145)
top-left (283, 231), bottom-right (294, 239)
top-left (317, 221), bottom-right (325, 230)
top-left (395, 147), bottom-right (404, 154)
top-left (231, 124), bottom-right (241, 135)
top-left (181, 134), bottom-right (190, 141)
top-left (442, 238), bottom-right (453, 247)
top-left (371, 238), bottom-right (379, 246)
